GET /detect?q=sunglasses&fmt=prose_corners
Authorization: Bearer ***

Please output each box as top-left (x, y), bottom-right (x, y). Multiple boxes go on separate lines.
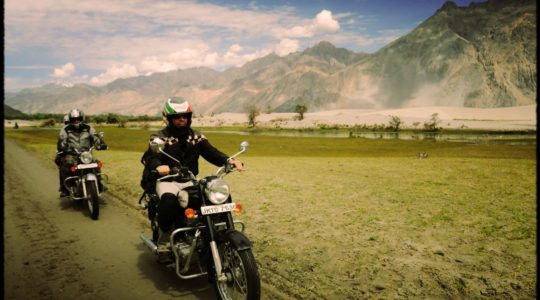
top-left (171, 114), bottom-right (189, 120)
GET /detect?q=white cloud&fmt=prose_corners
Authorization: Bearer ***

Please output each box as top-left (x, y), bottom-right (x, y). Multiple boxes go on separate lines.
top-left (275, 39), bottom-right (299, 56)
top-left (52, 63), bottom-right (76, 78)
top-left (139, 45), bottom-right (220, 74)
top-left (223, 48), bottom-right (272, 67)
top-left (168, 48), bottom-right (218, 69)
top-left (90, 64), bottom-right (138, 85)
top-left (282, 10), bottom-right (340, 38)
top-left (313, 10), bottom-right (340, 33)
top-left (140, 56), bottom-right (178, 74)
top-left (229, 44), bottom-right (243, 53)
top-left (5, 0), bottom-right (394, 89)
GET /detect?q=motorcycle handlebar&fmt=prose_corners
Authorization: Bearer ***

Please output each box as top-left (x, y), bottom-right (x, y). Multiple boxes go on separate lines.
top-left (58, 146), bottom-right (95, 156)
top-left (156, 167), bottom-right (196, 182)
top-left (157, 172), bottom-right (180, 182)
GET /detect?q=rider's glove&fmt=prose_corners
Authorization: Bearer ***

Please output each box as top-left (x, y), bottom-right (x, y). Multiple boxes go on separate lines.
top-left (97, 144), bottom-right (108, 150)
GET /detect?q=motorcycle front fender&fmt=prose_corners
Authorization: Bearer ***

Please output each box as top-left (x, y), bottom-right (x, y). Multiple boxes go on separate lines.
top-left (84, 173), bottom-right (98, 182)
top-left (225, 229), bottom-right (252, 251)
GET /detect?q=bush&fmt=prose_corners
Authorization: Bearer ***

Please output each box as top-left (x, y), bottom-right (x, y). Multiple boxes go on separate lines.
top-left (246, 105), bottom-right (260, 128)
top-left (388, 115), bottom-right (402, 131)
top-left (295, 104), bottom-right (308, 120)
top-left (423, 113), bottom-right (442, 131)
top-left (40, 119), bottom-right (56, 127)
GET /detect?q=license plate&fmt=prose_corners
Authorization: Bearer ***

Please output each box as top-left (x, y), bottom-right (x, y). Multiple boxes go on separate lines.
top-left (201, 203), bottom-right (236, 215)
top-left (77, 163), bottom-right (98, 169)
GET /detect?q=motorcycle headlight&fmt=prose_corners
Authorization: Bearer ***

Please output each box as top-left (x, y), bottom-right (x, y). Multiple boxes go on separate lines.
top-left (80, 151), bottom-right (93, 164)
top-left (204, 178), bottom-right (230, 205)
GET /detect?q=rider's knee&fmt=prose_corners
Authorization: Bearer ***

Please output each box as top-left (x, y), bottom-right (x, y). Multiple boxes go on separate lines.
top-left (160, 193), bottom-right (179, 208)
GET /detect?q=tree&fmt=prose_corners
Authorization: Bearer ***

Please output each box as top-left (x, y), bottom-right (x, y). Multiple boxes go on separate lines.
top-left (106, 113), bottom-right (120, 124)
top-left (93, 115), bottom-right (107, 124)
top-left (295, 104), bottom-right (308, 120)
top-left (387, 115), bottom-right (402, 131)
top-left (246, 105), bottom-right (260, 128)
top-left (423, 113), bottom-right (442, 131)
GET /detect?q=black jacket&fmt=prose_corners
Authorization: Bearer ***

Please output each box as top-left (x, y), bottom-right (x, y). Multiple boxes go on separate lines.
top-left (144, 127), bottom-right (229, 177)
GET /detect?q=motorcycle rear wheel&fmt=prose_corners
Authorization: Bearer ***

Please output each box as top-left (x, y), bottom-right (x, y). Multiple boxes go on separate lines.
top-left (215, 242), bottom-right (260, 300)
top-left (86, 182), bottom-right (100, 220)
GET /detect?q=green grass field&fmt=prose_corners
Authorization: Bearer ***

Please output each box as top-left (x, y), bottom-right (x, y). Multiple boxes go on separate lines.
top-left (4, 126), bottom-right (537, 299)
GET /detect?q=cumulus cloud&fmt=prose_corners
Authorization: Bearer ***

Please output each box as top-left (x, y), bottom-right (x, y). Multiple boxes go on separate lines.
top-left (138, 46), bottom-right (220, 75)
top-left (90, 64), bottom-right (138, 85)
top-left (282, 10), bottom-right (340, 38)
top-left (223, 47), bottom-right (272, 67)
top-left (313, 10), bottom-right (340, 32)
top-left (140, 56), bottom-right (177, 74)
top-left (275, 39), bottom-right (299, 56)
top-left (229, 44), bottom-right (243, 53)
top-left (6, 0), bottom-right (393, 90)
top-left (52, 62), bottom-right (76, 78)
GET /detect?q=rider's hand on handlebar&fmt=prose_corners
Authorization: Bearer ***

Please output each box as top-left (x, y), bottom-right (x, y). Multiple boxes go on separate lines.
top-left (156, 165), bottom-right (170, 176)
top-left (228, 159), bottom-right (245, 172)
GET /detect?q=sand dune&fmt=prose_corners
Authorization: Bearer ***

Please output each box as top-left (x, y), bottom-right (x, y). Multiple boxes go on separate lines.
top-left (193, 105), bottom-right (537, 130)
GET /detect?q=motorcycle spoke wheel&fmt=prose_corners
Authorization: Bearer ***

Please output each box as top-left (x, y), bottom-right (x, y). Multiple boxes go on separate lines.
top-left (86, 182), bottom-right (100, 220)
top-left (215, 243), bottom-right (260, 300)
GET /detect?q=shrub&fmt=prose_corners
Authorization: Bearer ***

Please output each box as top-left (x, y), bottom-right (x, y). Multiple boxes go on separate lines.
top-left (246, 105), bottom-right (260, 128)
top-left (423, 113), bottom-right (442, 131)
top-left (295, 104), bottom-right (308, 120)
top-left (388, 115), bottom-right (403, 131)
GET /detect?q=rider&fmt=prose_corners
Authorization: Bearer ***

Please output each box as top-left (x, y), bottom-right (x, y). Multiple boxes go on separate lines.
top-left (57, 108), bottom-right (107, 197)
top-left (144, 97), bottom-right (244, 245)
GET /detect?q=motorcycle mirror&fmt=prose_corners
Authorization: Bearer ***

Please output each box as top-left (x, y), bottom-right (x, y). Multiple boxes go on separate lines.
top-left (98, 132), bottom-right (105, 138)
top-left (240, 141), bottom-right (249, 151)
top-left (149, 137), bottom-right (166, 153)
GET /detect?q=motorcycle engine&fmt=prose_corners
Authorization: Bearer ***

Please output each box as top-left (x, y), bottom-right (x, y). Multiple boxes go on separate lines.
top-left (175, 242), bottom-right (191, 262)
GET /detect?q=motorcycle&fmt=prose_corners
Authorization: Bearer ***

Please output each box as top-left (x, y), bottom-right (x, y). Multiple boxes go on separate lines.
top-left (60, 133), bottom-right (109, 220)
top-left (139, 138), bottom-right (261, 300)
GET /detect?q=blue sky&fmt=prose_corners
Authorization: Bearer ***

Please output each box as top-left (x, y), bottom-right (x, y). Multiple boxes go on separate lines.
top-left (4, 0), bottom-right (486, 92)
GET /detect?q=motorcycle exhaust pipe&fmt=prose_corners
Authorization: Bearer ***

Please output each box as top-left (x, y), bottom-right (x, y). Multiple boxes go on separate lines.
top-left (140, 234), bottom-right (158, 253)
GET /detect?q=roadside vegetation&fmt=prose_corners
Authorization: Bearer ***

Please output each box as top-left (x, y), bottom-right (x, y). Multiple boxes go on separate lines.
top-left (4, 126), bottom-right (536, 299)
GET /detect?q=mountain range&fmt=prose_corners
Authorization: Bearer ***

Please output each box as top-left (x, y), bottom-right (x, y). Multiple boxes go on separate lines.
top-left (4, 0), bottom-right (536, 116)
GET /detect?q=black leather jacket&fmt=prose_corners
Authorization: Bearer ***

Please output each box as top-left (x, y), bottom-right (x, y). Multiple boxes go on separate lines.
top-left (145, 127), bottom-right (228, 176)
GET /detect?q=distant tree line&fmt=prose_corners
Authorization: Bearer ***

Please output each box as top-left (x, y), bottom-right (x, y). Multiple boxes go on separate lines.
top-left (4, 112), bottom-right (162, 123)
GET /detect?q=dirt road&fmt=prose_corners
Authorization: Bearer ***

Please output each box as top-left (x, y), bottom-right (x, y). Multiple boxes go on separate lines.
top-left (3, 139), bottom-right (216, 299)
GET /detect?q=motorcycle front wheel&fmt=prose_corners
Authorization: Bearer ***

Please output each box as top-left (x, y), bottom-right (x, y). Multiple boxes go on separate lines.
top-left (86, 181), bottom-right (100, 220)
top-left (215, 242), bottom-right (261, 300)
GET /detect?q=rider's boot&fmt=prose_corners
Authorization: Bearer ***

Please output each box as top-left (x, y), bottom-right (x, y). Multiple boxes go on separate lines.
top-left (59, 186), bottom-right (69, 197)
top-left (157, 228), bottom-right (173, 251)
top-left (157, 228), bottom-right (173, 264)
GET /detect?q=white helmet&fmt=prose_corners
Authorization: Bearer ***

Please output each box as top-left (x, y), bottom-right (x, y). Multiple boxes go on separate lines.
top-left (162, 97), bottom-right (192, 117)
top-left (162, 97), bottom-right (193, 127)
top-left (68, 108), bottom-right (85, 129)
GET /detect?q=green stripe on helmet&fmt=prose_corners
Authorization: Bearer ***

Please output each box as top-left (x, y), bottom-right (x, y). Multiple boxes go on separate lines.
top-left (165, 101), bottom-right (176, 114)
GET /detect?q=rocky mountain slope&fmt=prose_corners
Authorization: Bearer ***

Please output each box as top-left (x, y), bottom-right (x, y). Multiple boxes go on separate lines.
top-left (4, 104), bottom-right (25, 115)
top-left (5, 0), bottom-right (536, 115)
